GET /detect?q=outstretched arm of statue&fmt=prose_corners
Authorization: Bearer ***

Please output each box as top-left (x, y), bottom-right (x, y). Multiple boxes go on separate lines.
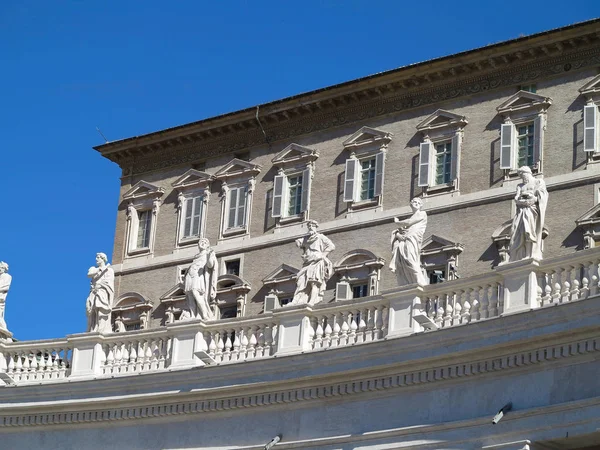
top-left (87, 267), bottom-right (99, 278)
top-left (394, 212), bottom-right (422, 228)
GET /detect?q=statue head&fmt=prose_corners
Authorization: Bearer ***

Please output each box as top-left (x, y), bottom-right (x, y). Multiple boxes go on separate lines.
top-left (517, 166), bottom-right (534, 181)
top-left (307, 219), bottom-right (319, 235)
top-left (96, 253), bottom-right (108, 267)
top-left (0, 262), bottom-right (7, 274)
top-left (198, 238), bottom-right (210, 252)
top-left (410, 198), bottom-right (423, 212)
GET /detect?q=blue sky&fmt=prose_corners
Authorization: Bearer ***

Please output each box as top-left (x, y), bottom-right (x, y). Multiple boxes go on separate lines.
top-left (0, 1), bottom-right (598, 340)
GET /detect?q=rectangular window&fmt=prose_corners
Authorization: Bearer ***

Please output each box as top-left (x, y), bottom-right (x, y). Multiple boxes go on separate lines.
top-left (287, 175), bottom-right (303, 216)
top-left (428, 269), bottom-right (446, 284)
top-left (182, 196), bottom-right (203, 239)
top-left (125, 322), bottom-right (141, 331)
top-left (434, 141), bottom-right (453, 185)
top-left (279, 297), bottom-right (293, 306)
top-left (220, 306), bottom-right (238, 319)
top-left (225, 259), bottom-right (240, 276)
top-left (352, 284), bottom-right (369, 299)
top-left (227, 186), bottom-right (247, 229)
top-left (517, 122), bottom-right (535, 168)
top-left (359, 158), bottom-right (376, 201)
top-left (136, 210), bottom-right (152, 248)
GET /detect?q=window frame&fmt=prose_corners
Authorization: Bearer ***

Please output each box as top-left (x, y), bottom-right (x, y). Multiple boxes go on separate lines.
top-left (172, 169), bottom-right (213, 248)
top-left (333, 250), bottom-right (385, 301)
top-left (122, 181), bottom-right (164, 258)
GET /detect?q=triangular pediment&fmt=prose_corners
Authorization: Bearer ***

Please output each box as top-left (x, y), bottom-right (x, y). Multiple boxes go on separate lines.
top-left (576, 203), bottom-right (600, 226)
top-left (496, 91), bottom-right (552, 114)
top-left (159, 283), bottom-right (185, 301)
top-left (214, 158), bottom-right (261, 180)
top-left (172, 169), bottom-right (213, 190)
top-left (579, 74), bottom-right (600, 97)
top-left (416, 109), bottom-right (468, 131)
top-left (123, 181), bottom-right (165, 201)
top-left (263, 264), bottom-right (299, 284)
top-left (421, 235), bottom-right (464, 255)
top-left (272, 143), bottom-right (319, 165)
top-left (343, 126), bottom-right (392, 149)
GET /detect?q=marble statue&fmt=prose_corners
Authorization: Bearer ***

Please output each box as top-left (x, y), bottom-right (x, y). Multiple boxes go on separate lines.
top-left (509, 166), bottom-right (548, 261)
top-left (182, 238), bottom-right (218, 321)
top-left (86, 253), bottom-right (115, 334)
top-left (292, 220), bottom-right (335, 305)
top-left (389, 198), bottom-right (429, 286)
top-left (0, 262), bottom-right (12, 330)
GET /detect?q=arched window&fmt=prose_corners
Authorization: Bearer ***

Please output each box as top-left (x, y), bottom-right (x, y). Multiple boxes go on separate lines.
top-left (111, 293), bottom-right (153, 332)
top-left (333, 250), bottom-right (385, 301)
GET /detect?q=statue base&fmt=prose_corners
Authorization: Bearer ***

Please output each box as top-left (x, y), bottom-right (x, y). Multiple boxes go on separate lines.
top-left (0, 327), bottom-right (13, 343)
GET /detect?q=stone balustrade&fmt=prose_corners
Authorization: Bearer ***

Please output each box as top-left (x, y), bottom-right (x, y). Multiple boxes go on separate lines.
top-left (2, 248), bottom-right (600, 385)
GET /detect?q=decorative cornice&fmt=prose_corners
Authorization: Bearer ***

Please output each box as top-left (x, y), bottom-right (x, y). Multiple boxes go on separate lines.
top-left (0, 333), bottom-right (598, 428)
top-left (93, 25), bottom-right (600, 176)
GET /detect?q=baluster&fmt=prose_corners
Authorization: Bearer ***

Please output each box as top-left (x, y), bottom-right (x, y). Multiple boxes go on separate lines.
top-left (470, 288), bottom-right (480, 321)
top-left (230, 328), bottom-right (240, 361)
top-left (114, 343), bottom-right (123, 373)
top-left (208, 331), bottom-right (217, 359)
top-left (488, 284), bottom-right (499, 317)
top-left (337, 313), bottom-right (348, 346)
top-left (434, 295), bottom-right (444, 328)
top-left (264, 325), bottom-right (274, 357)
top-left (331, 314), bottom-right (341, 347)
top-left (453, 290), bottom-right (463, 326)
top-left (322, 316), bottom-right (332, 348)
top-left (476, 287), bottom-right (487, 319)
top-left (58, 349), bottom-right (67, 378)
top-left (541, 271), bottom-right (552, 306)
top-left (551, 268), bottom-right (562, 304)
top-left (461, 289), bottom-right (471, 324)
top-left (222, 330), bottom-right (232, 362)
top-left (348, 311), bottom-right (358, 344)
top-left (561, 266), bottom-right (572, 303)
top-left (590, 262), bottom-right (599, 297)
top-left (375, 306), bottom-right (385, 339)
top-left (128, 343), bottom-right (137, 372)
top-left (381, 306), bottom-right (389, 337)
top-left (29, 352), bottom-right (39, 381)
top-left (313, 317), bottom-right (324, 349)
top-left (356, 309), bottom-right (367, 343)
top-left (254, 327), bottom-right (265, 358)
top-left (7, 353), bottom-right (15, 377)
top-left (580, 263), bottom-right (591, 300)
top-left (52, 348), bottom-right (61, 378)
top-left (41, 350), bottom-right (50, 380)
top-left (121, 342), bottom-right (130, 373)
top-left (215, 330), bottom-right (225, 362)
top-left (247, 327), bottom-right (257, 360)
top-left (571, 264), bottom-right (582, 301)
top-left (144, 341), bottom-right (153, 370)
top-left (442, 293), bottom-right (452, 328)
top-left (364, 309), bottom-right (374, 342)
top-left (157, 339), bottom-right (167, 369)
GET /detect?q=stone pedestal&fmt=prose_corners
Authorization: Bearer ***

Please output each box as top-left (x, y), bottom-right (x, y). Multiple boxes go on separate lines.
top-left (273, 305), bottom-right (312, 356)
top-left (167, 321), bottom-right (206, 369)
top-left (385, 285), bottom-right (424, 337)
top-left (496, 258), bottom-right (540, 315)
top-left (0, 328), bottom-right (13, 343)
top-left (67, 332), bottom-right (104, 378)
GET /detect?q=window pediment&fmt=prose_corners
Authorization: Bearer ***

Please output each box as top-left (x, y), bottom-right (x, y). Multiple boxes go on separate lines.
top-left (272, 144), bottom-right (319, 167)
top-left (579, 74), bottom-right (600, 100)
top-left (113, 293), bottom-right (153, 313)
top-left (214, 158), bottom-right (261, 181)
top-left (576, 203), bottom-right (600, 227)
top-left (217, 274), bottom-right (251, 294)
top-left (159, 283), bottom-right (185, 304)
top-left (496, 91), bottom-right (552, 115)
top-left (262, 264), bottom-right (299, 285)
top-left (123, 181), bottom-right (165, 201)
top-left (343, 126), bottom-right (392, 152)
top-left (421, 235), bottom-right (464, 257)
top-left (416, 109), bottom-right (468, 133)
top-left (172, 169), bottom-right (213, 190)
top-left (333, 249), bottom-right (385, 272)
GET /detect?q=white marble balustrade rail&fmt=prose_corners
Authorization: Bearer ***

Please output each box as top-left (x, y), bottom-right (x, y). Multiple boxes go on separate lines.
top-left (100, 328), bottom-right (170, 376)
top-left (0, 339), bottom-right (72, 383)
top-left (308, 297), bottom-right (389, 350)
top-left (198, 316), bottom-right (278, 364)
top-left (419, 272), bottom-right (504, 329)
top-left (536, 248), bottom-right (600, 306)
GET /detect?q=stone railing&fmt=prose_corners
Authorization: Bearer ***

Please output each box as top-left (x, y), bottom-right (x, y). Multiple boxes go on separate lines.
top-left (2, 248), bottom-right (600, 385)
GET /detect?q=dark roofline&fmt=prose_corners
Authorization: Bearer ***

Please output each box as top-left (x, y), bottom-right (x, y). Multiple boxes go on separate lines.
top-left (94, 17), bottom-right (600, 153)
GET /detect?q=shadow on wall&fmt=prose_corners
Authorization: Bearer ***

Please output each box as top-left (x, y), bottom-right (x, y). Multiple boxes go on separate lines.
top-left (335, 155), bottom-right (348, 218)
top-left (478, 241), bottom-right (502, 269)
top-left (260, 166), bottom-right (278, 233)
top-left (568, 95), bottom-right (587, 170)
top-left (562, 227), bottom-right (585, 251)
top-left (405, 131), bottom-right (422, 200)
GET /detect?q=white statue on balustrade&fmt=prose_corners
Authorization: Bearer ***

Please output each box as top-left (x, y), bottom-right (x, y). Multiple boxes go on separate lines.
top-left (0, 261), bottom-right (12, 331)
top-left (389, 198), bottom-right (429, 286)
top-left (86, 253), bottom-right (114, 334)
top-left (292, 220), bottom-right (335, 305)
top-left (182, 238), bottom-right (218, 321)
top-left (509, 166), bottom-right (548, 261)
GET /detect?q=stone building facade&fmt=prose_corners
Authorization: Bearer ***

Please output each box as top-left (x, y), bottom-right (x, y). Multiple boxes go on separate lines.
top-left (2, 19), bottom-right (600, 450)
top-left (97, 18), bottom-right (600, 330)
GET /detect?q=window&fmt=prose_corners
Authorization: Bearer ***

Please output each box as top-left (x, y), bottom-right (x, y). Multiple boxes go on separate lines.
top-left (172, 169), bottom-right (212, 247)
top-left (225, 259), bottom-right (240, 276)
top-left (262, 264), bottom-right (299, 312)
top-left (352, 284), bottom-right (369, 299)
top-left (216, 275), bottom-right (251, 317)
top-left (421, 235), bottom-right (464, 278)
top-left (227, 185), bottom-right (247, 229)
top-left (125, 322), bottom-right (141, 331)
top-left (579, 75), bottom-right (600, 155)
top-left (136, 210), bottom-right (152, 249)
top-left (496, 91), bottom-right (552, 172)
top-left (122, 180), bottom-right (164, 257)
top-left (427, 269), bottom-right (446, 284)
top-left (220, 306), bottom-right (238, 319)
top-left (416, 110), bottom-right (466, 192)
top-left (271, 143), bottom-right (317, 223)
top-left (111, 293), bottom-right (152, 332)
top-left (342, 127), bottom-right (392, 208)
top-left (516, 122), bottom-right (535, 168)
top-left (214, 159), bottom-right (260, 239)
top-left (434, 141), bottom-right (453, 185)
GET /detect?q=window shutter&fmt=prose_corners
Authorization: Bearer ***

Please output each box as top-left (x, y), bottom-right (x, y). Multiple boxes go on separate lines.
top-left (228, 189), bottom-right (238, 229)
top-left (450, 134), bottom-right (460, 181)
top-left (374, 151), bottom-right (385, 197)
top-left (263, 294), bottom-right (280, 313)
top-left (272, 175), bottom-right (284, 217)
top-left (584, 104), bottom-right (598, 152)
top-left (343, 158), bottom-right (358, 202)
top-left (300, 167), bottom-right (311, 212)
top-left (183, 198), bottom-right (194, 237)
top-left (500, 123), bottom-right (513, 169)
top-left (418, 142), bottom-right (431, 187)
top-left (533, 115), bottom-right (543, 167)
top-left (191, 196), bottom-right (202, 236)
top-left (335, 281), bottom-right (351, 301)
top-left (236, 187), bottom-right (247, 227)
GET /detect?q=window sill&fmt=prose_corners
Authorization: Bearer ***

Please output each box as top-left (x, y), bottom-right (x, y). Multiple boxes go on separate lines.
top-left (350, 197), bottom-right (380, 210)
top-left (278, 213), bottom-right (305, 226)
top-left (222, 227), bottom-right (248, 238)
top-left (177, 236), bottom-right (201, 248)
top-left (127, 247), bottom-right (151, 257)
top-left (423, 181), bottom-right (457, 196)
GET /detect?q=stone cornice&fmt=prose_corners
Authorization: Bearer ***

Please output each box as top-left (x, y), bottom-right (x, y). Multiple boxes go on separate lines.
top-left (93, 21), bottom-right (600, 176)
